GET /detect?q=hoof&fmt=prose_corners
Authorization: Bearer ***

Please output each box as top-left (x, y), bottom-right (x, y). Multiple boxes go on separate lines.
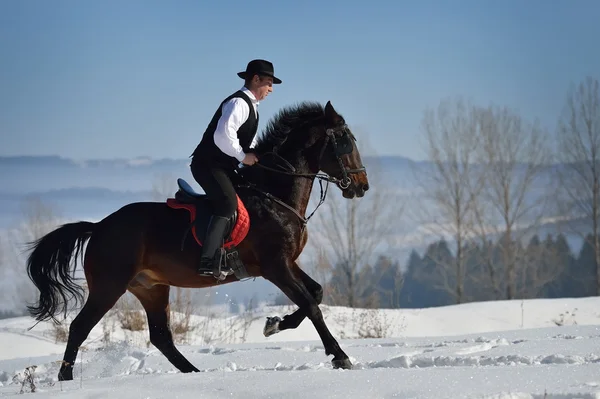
top-left (263, 316), bottom-right (281, 337)
top-left (58, 366), bottom-right (73, 381)
top-left (332, 357), bottom-right (353, 370)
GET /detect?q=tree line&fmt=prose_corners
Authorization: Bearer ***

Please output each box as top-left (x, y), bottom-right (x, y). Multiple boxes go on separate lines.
top-left (319, 231), bottom-right (595, 310)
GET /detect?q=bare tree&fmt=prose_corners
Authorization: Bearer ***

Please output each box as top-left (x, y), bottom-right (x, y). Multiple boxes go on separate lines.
top-left (415, 98), bottom-right (559, 301)
top-left (474, 104), bottom-right (552, 299)
top-left (308, 138), bottom-right (403, 308)
top-left (414, 96), bottom-right (485, 304)
top-left (12, 197), bottom-right (62, 245)
top-left (556, 76), bottom-right (600, 295)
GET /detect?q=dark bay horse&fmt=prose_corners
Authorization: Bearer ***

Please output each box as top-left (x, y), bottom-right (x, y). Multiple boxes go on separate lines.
top-left (25, 101), bottom-right (369, 381)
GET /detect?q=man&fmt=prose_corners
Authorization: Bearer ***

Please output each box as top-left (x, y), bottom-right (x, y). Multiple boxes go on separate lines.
top-left (189, 59), bottom-right (282, 277)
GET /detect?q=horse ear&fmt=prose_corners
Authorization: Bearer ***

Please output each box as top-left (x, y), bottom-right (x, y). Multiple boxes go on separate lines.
top-left (324, 101), bottom-right (342, 125)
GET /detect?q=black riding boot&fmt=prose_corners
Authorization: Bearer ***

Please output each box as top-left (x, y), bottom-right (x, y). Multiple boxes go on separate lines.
top-left (197, 215), bottom-right (230, 277)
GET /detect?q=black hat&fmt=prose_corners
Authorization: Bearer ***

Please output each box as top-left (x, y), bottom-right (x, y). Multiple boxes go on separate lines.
top-left (237, 59), bottom-right (282, 84)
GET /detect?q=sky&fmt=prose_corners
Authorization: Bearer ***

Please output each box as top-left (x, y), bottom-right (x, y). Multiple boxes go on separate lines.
top-left (1, 0), bottom-right (599, 161)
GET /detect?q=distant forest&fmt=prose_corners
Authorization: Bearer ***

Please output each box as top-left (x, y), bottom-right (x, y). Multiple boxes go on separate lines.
top-left (315, 233), bottom-right (595, 310)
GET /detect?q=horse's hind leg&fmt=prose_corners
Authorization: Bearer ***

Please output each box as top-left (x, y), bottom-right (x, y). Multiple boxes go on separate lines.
top-left (264, 266), bottom-right (323, 336)
top-left (128, 284), bottom-right (200, 373)
top-left (58, 284), bottom-right (127, 381)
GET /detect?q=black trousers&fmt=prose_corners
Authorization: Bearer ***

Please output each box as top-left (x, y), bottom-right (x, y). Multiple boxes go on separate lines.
top-left (190, 158), bottom-right (237, 218)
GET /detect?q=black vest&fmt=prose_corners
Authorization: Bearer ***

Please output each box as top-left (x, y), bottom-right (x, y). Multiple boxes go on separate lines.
top-left (191, 90), bottom-right (259, 169)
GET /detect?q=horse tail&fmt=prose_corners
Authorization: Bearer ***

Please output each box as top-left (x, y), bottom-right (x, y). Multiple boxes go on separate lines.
top-left (26, 221), bottom-right (95, 324)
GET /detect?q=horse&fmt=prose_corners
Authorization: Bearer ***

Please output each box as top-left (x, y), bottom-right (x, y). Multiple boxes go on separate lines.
top-left (25, 100), bottom-right (370, 381)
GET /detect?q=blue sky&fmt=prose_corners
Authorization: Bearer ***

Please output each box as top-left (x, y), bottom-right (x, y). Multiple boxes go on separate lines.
top-left (1, 0), bottom-right (599, 161)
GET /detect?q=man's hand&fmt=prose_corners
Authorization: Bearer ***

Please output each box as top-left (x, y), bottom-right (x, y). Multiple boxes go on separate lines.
top-left (242, 152), bottom-right (259, 166)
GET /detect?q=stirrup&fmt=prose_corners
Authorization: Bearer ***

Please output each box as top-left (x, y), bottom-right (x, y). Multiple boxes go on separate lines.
top-left (197, 248), bottom-right (227, 281)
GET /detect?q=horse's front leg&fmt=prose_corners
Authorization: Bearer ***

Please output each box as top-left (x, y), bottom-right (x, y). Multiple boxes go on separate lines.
top-left (263, 266), bottom-right (323, 337)
top-left (263, 257), bottom-right (352, 370)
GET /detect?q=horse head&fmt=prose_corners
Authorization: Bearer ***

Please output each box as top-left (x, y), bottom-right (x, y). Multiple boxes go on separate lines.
top-left (316, 101), bottom-right (369, 198)
top-left (247, 100), bottom-right (369, 199)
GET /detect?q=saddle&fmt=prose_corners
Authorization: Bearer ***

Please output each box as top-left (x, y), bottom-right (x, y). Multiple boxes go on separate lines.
top-left (166, 178), bottom-right (251, 280)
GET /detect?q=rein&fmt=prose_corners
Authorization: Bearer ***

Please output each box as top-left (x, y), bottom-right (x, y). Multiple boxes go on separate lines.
top-left (237, 179), bottom-right (329, 230)
top-left (236, 124), bottom-right (365, 228)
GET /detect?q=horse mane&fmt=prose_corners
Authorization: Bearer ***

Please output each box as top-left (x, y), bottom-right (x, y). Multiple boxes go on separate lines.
top-left (253, 101), bottom-right (325, 155)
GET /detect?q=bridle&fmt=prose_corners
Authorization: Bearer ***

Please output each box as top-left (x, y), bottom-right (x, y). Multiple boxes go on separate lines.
top-left (252, 123), bottom-right (366, 187)
top-left (236, 123), bottom-right (367, 228)
top-left (321, 124), bottom-right (367, 189)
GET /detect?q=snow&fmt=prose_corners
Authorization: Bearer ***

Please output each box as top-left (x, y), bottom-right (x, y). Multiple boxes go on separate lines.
top-left (1, 297), bottom-right (600, 398)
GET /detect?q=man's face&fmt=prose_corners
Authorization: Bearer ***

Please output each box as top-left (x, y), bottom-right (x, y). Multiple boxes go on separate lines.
top-left (252, 75), bottom-right (273, 101)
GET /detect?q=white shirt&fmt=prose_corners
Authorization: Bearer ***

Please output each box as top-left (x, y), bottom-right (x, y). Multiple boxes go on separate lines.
top-left (213, 87), bottom-right (259, 162)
